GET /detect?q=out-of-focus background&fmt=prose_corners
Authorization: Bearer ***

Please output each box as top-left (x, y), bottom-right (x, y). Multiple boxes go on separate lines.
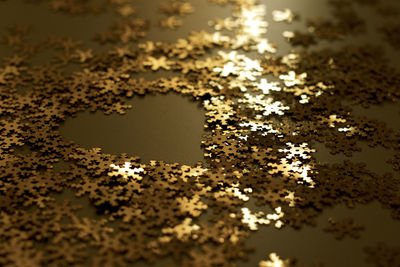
top-left (1, 0), bottom-right (399, 266)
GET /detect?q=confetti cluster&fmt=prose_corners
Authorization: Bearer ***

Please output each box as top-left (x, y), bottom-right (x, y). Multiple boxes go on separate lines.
top-left (0, 0), bottom-right (399, 266)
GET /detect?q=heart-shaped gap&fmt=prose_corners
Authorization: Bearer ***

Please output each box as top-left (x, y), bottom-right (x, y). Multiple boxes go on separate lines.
top-left (59, 93), bottom-right (205, 166)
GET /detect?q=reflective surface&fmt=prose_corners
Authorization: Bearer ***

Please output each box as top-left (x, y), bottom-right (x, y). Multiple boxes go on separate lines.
top-left (1, 0), bottom-right (400, 267)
